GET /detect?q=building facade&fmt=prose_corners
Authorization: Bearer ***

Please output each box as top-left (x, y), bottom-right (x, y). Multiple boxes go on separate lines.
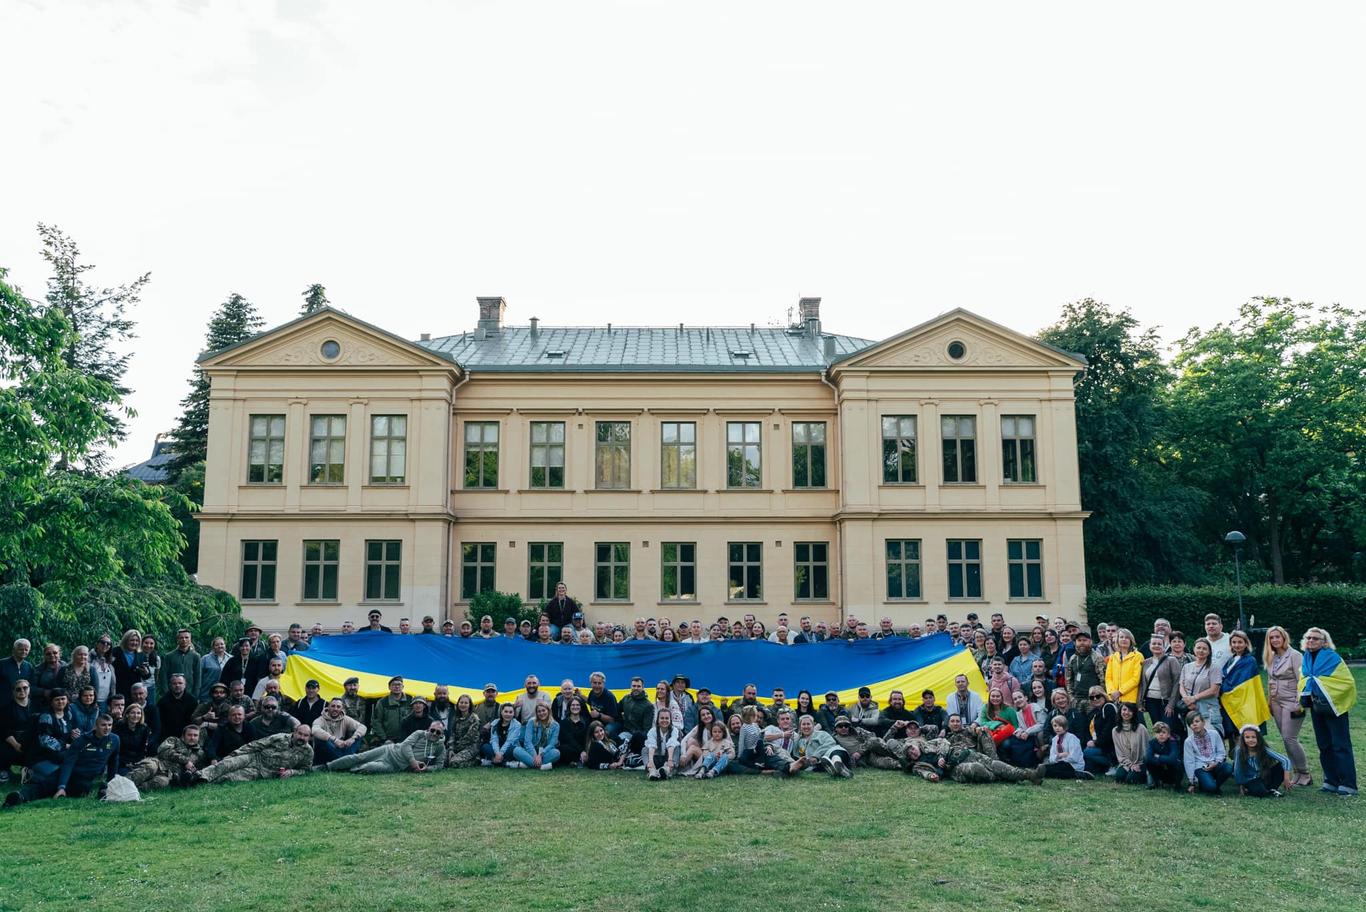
top-left (195, 298), bottom-right (1088, 630)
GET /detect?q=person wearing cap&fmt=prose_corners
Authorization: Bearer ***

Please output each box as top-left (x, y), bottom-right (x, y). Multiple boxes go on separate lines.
top-left (419, 616), bottom-right (437, 635)
top-left (192, 682), bottom-right (231, 733)
top-left (368, 676), bottom-right (412, 745)
top-left (671, 675), bottom-right (697, 731)
top-left (912, 689), bottom-right (948, 736)
top-left (293, 680), bottom-right (327, 727)
top-left (847, 687), bottom-right (882, 734)
top-left (312, 697), bottom-right (366, 764)
top-left (815, 692), bottom-right (845, 731)
top-left (441, 620), bottom-right (456, 637)
top-left (364, 610), bottom-right (391, 633)
top-left (476, 615), bottom-right (496, 639)
top-left (325, 721), bottom-right (446, 774)
top-left (828, 715), bottom-right (894, 769)
top-left (502, 618), bottom-right (519, 639)
top-left (340, 677), bottom-right (368, 726)
top-left (400, 697), bottom-right (433, 738)
top-left (475, 684), bottom-right (503, 728)
top-left (794, 714), bottom-right (853, 777)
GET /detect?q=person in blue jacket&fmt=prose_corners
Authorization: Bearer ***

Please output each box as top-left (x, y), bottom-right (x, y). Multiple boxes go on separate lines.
top-left (513, 702), bottom-right (560, 770)
top-left (5, 714), bottom-right (119, 807)
top-left (481, 703), bottom-right (521, 767)
top-left (1143, 721), bottom-right (1184, 790)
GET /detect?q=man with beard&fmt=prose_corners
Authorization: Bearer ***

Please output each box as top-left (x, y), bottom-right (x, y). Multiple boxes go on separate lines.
top-left (311, 698), bottom-right (366, 764)
top-left (324, 721), bottom-right (446, 774)
top-left (249, 696), bottom-right (297, 739)
top-left (156, 673), bottom-right (198, 743)
top-left (195, 724), bottom-right (313, 784)
top-left (127, 723), bottom-right (209, 790)
top-left (904, 734), bottom-right (1042, 785)
top-left (369, 676), bottom-right (413, 745)
top-left (340, 677), bottom-right (368, 726)
top-left (585, 673), bottom-right (619, 736)
top-left (513, 675), bottom-right (550, 724)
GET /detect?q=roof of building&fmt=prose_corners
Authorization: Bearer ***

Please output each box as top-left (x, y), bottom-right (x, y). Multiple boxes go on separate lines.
top-left (122, 438), bottom-right (175, 483)
top-left (416, 325), bottom-right (876, 372)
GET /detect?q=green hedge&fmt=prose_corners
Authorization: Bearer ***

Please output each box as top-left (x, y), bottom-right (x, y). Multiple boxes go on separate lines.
top-left (464, 590), bottom-right (541, 630)
top-left (1085, 584), bottom-right (1366, 654)
top-left (0, 571), bottom-right (245, 652)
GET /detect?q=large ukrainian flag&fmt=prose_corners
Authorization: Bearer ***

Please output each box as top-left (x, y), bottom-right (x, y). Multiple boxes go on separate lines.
top-left (1220, 655), bottom-right (1271, 730)
top-left (279, 632), bottom-right (986, 709)
top-left (1299, 648), bottom-right (1358, 716)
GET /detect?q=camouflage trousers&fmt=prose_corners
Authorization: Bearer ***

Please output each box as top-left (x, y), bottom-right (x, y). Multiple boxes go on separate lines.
top-left (446, 746), bottom-right (481, 769)
top-left (951, 758), bottom-right (1033, 784)
top-left (126, 758), bottom-right (175, 791)
top-left (200, 754), bottom-right (273, 783)
top-left (860, 737), bottom-right (907, 770)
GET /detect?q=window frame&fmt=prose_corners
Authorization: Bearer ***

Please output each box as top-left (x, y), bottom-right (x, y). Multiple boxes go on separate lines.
top-left (1007, 538), bottom-right (1045, 600)
top-left (463, 421), bottom-right (500, 489)
top-left (880, 415), bottom-right (918, 484)
top-left (946, 538), bottom-right (983, 600)
top-left (460, 542), bottom-right (496, 600)
top-left (793, 541), bottom-right (830, 601)
top-left (527, 541), bottom-right (564, 601)
top-left (594, 542), bottom-right (631, 601)
top-left (727, 541), bottom-right (763, 601)
top-left (364, 539), bottom-right (403, 602)
top-left (301, 539), bottom-right (340, 601)
top-left (594, 421), bottom-right (632, 490)
top-left (368, 414), bottom-right (408, 485)
top-left (660, 421), bottom-right (697, 490)
top-left (308, 414), bottom-right (348, 485)
top-left (885, 538), bottom-right (922, 600)
top-left (528, 421), bottom-right (566, 489)
top-left (940, 414), bottom-right (978, 484)
top-left (660, 541), bottom-right (697, 601)
top-left (239, 540), bottom-right (278, 602)
top-left (1001, 414), bottom-right (1038, 484)
top-left (247, 414), bottom-right (286, 485)
top-left (725, 421), bottom-right (762, 488)
top-left (791, 421), bottom-right (827, 489)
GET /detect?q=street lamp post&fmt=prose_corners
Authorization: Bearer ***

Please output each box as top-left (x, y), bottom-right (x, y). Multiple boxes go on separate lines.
top-left (1224, 530), bottom-right (1247, 631)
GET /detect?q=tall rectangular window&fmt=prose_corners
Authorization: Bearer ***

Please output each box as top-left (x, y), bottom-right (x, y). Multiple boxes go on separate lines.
top-left (794, 541), bottom-right (829, 601)
top-left (364, 540), bottom-right (402, 601)
top-left (941, 415), bottom-right (977, 484)
top-left (881, 415), bottom-right (917, 484)
top-left (946, 539), bottom-right (983, 600)
top-left (660, 422), bottom-right (697, 489)
top-left (309, 415), bottom-right (347, 484)
top-left (661, 542), bottom-right (696, 600)
top-left (791, 422), bottom-right (827, 488)
top-left (247, 415), bottom-right (285, 484)
top-left (885, 539), bottom-right (922, 600)
top-left (1001, 415), bottom-right (1037, 483)
top-left (240, 540), bottom-right (277, 601)
top-left (369, 415), bottom-right (407, 484)
top-left (595, 422), bottom-right (632, 489)
top-left (527, 542), bottom-right (563, 601)
top-left (464, 422), bottom-right (499, 488)
top-left (726, 421), bottom-right (762, 488)
top-left (1008, 539), bottom-right (1044, 599)
top-left (302, 539), bottom-right (340, 601)
top-left (460, 542), bottom-right (496, 599)
top-left (529, 422), bottom-right (566, 488)
top-left (727, 542), bottom-right (762, 601)
top-left (594, 542), bottom-right (630, 601)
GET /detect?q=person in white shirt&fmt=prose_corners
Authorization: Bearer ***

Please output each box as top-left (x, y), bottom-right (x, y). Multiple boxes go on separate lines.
top-left (1204, 613), bottom-right (1232, 670)
top-left (1043, 715), bottom-right (1087, 779)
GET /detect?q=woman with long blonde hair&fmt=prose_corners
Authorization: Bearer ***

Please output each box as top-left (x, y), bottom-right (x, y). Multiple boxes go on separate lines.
top-left (1263, 625), bottom-right (1310, 786)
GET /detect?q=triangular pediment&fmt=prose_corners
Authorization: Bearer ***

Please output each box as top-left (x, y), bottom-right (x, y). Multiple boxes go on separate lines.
top-left (199, 308), bottom-right (459, 371)
top-left (832, 309), bottom-right (1085, 372)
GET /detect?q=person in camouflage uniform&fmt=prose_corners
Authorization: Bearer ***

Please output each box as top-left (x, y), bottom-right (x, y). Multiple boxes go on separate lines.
top-left (474, 684), bottom-right (502, 729)
top-left (829, 716), bottom-right (900, 770)
top-left (326, 723), bottom-right (446, 774)
top-left (445, 697), bottom-right (482, 768)
top-left (856, 719), bottom-right (932, 770)
top-left (945, 713), bottom-right (999, 759)
top-left (128, 725), bottom-right (209, 790)
top-left (196, 724), bottom-right (313, 784)
top-left (340, 677), bottom-right (369, 726)
top-left (905, 736), bottom-right (1042, 785)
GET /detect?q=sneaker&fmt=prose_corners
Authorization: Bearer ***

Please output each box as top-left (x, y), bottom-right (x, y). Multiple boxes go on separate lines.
top-left (1339, 786), bottom-right (1358, 796)
top-left (648, 770), bottom-right (660, 780)
top-left (480, 759), bottom-right (493, 767)
top-left (505, 761), bottom-right (522, 769)
top-left (706, 768), bottom-right (718, 778)
top-left (540, 763), bottom-right (553, 771)
top-left (597, 763), bottom-right (610, 770)
top-left (831, 756), bottom-right (853, 779)
top-left (0, 770), bottom-right (9, 783)
top-left (1321, 784), bottom-right (1339, 793)
top-left (1078, 771), bottom-right (1095, 780)
top-left (1269, 789), bottom-right (1283, 798)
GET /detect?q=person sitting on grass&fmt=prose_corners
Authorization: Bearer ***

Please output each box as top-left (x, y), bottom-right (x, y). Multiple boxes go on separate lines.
top-left (325, 722), bottom-right (446, 774)
top-left (399, 697), bottom-right (432, 739)
top-left (679, 704), bottom-right (720, 776)
top-left (127, 723), bottom-right (208, 790)
top-left (29, 689), bottom-right (75, 784)
top-left (1083, 688), bottom-right (1119, 777)
top-left (311, 698), bottom-right (366, 765)
top-left (1233, 725), bottom-right (1292, 798)
top-left (1111, 701), bottom-right (1148, 784)
top-left (795, 713), bottom-right (852, 778)
top-left (583, 720), bottom-right (624, 770)
top-left (904, 734), bottom-right (1042, 785)
top-left (195, 724), bottom-right (314, 784)
top-left (1183, 711), bottom-right (1231, 796)
top-left (446, 695), bottom-right (483, 769)
top-left (644, 707), bottom-right (681, 780)
top-left (513, 702), bottom-right (560, 770)
top-left (1041, 714), bottom-right (1087, 779)
top-left (1144, 721), bottom-right (1184, 790)
top-left (4, 713), bottom-right (119, 808)
top-left (481, 704), bottom-right (520, 767)
top-left (733, 705), bottom-right (766, 773)
top-left (693, 720), bottom-right (735, 778)
top-left (977, 688), bottom-right (1019, 751)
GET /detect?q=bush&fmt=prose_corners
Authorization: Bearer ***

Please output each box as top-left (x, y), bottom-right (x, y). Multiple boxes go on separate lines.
top-left (464, 590), bottom-right (539, 630)
top-left (0, 569), bottom-right (245, 652)
top-left (1085, 584), bottom-right (1366, 654)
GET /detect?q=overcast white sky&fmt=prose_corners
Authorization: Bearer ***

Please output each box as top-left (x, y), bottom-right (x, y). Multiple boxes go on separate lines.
top-left (3, 1), bottom-right (1364, 469)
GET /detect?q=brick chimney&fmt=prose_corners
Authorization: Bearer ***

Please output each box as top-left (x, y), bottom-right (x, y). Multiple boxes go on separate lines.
top-left (799, 296), bottom-right (821, 337)
top-left (476, 296), bottom-right (507, 336)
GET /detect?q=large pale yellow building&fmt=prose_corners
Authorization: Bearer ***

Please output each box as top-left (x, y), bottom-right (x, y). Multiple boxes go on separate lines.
top-left (196, 298), bottom-right (1088, 630)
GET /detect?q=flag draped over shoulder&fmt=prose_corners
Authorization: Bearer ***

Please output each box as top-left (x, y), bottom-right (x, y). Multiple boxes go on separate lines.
top-left (1299, 647), bottom-right (1358, 717)
top-left (279, 632), bottom-right (987, 708)
top-left (1219, 655), bottom-right (1271, 730)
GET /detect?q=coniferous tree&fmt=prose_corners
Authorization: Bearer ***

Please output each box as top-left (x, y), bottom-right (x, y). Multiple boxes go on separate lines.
top-left (300, 283), bottom-right (329, 314)
top-left (37, 223), bottom-right (148, 467)
top-left (166, 293), bottom-right (264, 477)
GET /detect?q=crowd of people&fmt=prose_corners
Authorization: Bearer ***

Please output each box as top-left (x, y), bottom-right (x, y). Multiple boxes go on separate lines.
top-left (0, 599), bottom-right (1356, 806)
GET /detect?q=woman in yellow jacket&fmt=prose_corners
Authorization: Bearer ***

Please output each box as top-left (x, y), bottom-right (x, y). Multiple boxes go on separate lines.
top-left (1105, 628), bottom-right (1144, 705)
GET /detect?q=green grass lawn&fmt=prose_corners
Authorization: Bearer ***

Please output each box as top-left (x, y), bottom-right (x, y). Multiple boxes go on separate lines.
top-left (3, 672), bottom-right (1364, 912)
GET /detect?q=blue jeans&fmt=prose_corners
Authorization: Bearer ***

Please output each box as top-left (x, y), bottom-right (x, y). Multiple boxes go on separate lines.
top-left (701, 754), bottom-right (730, 775)
top-left (314, 739), bottom-right (361, 765)
top-left (512, 745), bottom-right (560, 768)
top-left (1312, 708), bottom-right (1357, 790)
top-left (1193, 761), bottom-right (1232, 794)
top-left (481, 742), bottom-right (512, 765)
top-left (1083, 747), bottom-right (1114, 775)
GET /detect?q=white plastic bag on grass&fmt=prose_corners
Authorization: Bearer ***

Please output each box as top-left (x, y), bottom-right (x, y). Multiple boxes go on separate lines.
top-left (103, 775), bottom-right (141, 802)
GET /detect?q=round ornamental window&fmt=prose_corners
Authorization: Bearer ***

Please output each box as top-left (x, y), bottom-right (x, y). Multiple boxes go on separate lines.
top-left (320, 339), bottom-right (341, 360)
top-left (946, 340), bottom-right (967, 361)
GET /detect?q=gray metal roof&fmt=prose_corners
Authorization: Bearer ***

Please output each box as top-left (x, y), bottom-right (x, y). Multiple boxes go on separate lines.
top-left (121, 439), bottom-right (175, 484)
top-left (416, 326), bottom-right (876, 372)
